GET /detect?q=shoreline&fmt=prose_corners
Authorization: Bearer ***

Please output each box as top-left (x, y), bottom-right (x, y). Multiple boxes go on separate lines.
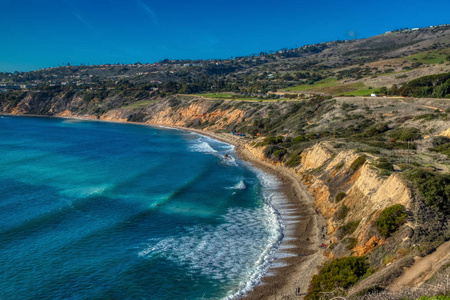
top-left (1, 113), bottom-right (326, 299)
top-left (185, 129), bottom-right (326, 300)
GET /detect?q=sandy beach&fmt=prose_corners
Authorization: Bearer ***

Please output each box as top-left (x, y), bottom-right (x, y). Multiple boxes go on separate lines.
top-left (186, 129), bottom-right (327, 300)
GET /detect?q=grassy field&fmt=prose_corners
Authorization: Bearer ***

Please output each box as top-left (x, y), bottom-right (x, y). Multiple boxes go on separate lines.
top-left (341, 88), bottom-right (375, 96)
top-left (196, 93), bottom-right (235, 99)
top-left (283, 79), bottom-right (372, 96)
top-left (406, 49), bottom-right (450, 64)
top-left (284, 78), bottom-right (338, 92)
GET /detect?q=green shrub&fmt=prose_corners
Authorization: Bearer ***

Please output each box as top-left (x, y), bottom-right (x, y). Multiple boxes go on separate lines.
top-left (336, 220), bottom-right (360, 238)
top-left (344, 237), bottom-right (358, 250)
top-left (376, 161), bottom-right (394, 176)
top-left (168, 98), bottom-right (181, 107)
top-left (285, 154), bottom-right (301, 167)
top-left (430, 143), bottom-right (450, 158)
top-left (335, 192), bottom-right (347, 203)
top-left (334, 205), bottom-right (349, 221)
top-left (405, 169), bottom-right (450, 213)
top-left (350, 155), bottom-right (367, 171)
top-left (273, 149), bottom-right (287, 161)
top-left (414, 113), bottom-right (443, 122)
top-left (389, 127), bottom-right (421, 141)
top-left (307, 257), bottom-right (371, 300)
top-left (376, 161), bottom-right (394, 171)
top-left (262, 145), bottom-right (277, 158)
top-left (263, 145), bottom-right (287, 162)
top-left (432, 136), bottom-right (450, 147)
top-left (375, 204), bottom-right (408, 237)
top-left (379, 169), bottom-right (392, 176)
top-left (292, 135), bottom-right (308, 143)
top-left (365, 123), bottom-right (389, 136)
top-left (335, 162), bottom-right (344, 170)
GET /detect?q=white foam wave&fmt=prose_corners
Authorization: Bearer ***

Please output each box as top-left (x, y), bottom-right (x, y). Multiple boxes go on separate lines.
top-left (62, 184), bottom-right (112, 198)
top-left (138, 155), bottom-right (289, 300)
top-left (189, 140), bottom-right (218, 154)
top-left (221, 154), bottom-right (238, 166)
top-left (139, 204), bottom-right (282, 299)
top-left (156, 125), bottom-right (180, 131)
top-left (226, 180), bottom-right (246, 190)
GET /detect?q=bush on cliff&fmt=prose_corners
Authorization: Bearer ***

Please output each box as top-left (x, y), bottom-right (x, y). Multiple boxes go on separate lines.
top-left (335, 192), bottom-right (347, 203)
top-left (405, 169), bottom-right (450, 214)
top-left (375, 204), bottom-right (408, 237)
top-left (350, 155), bottom-right (367, 171)
top-left (263, 145), bottom-right (287, 162)
top-left (306, 257), bottom-right (371, 300)
top-left (333, 205), bottom-right (349, 221)
top-left (336, 220), bottom-right (360, 239)
top-left (285, 153), bottom-right (301, 167)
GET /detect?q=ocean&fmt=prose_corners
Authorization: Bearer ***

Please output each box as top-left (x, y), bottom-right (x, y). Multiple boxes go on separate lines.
top-left (0, 115), bottom-right (284, 299)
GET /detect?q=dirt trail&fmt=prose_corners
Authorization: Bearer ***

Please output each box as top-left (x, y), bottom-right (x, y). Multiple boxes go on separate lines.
top-left (396, 97), bottom-right (447, 112)
top-left (389, 240), bottom-right (450, 293)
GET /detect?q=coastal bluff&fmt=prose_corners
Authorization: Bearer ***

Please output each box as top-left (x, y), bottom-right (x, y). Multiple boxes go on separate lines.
top-left (2, 94), bottom-right (449, 299)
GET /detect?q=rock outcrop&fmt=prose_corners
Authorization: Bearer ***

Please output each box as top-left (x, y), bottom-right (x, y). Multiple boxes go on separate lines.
top-left (293, 143), bottom-right (412, 256)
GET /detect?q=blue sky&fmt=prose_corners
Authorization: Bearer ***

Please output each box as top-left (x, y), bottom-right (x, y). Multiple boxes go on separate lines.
top-left (1, 0), bottom-right (449, 72)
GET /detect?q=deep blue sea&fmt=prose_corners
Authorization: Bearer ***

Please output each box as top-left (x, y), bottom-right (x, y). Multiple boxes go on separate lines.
top-left (0, 116), bottom-right (283, 300)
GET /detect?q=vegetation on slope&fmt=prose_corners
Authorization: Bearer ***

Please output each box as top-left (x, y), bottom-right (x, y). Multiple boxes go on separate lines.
top-left (397, 72), bottom-right (450, 98)
top-left (375, 205), bottom-right (408, 237)
top-left (306, 257), bottom-right (372, 300)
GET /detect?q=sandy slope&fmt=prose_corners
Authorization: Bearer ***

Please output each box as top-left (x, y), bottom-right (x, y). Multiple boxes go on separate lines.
top-left (389, 240), bottom-right (450, 293)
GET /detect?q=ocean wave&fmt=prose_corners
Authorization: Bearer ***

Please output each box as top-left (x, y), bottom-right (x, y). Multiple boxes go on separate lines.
top-left (220, 153), bottom-right (238, 166)
top-left (138, 167), bottom-right (286, 300)
top-left (139, 205), bottom-right (282, 297)
top-left (156, 125), bottom-right (180, 131)
top-left (189, 139), bottom-right (218, 154)
top-left (226, 180), bottom-right (246, 190)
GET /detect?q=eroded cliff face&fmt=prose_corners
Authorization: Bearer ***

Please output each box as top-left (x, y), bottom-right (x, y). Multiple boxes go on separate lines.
top-left (293, 143), bottom-right (412, 257)
top-left (1, 93), bottom-right (247, 131)
top-left (144, 101), bottom-right (245, 130)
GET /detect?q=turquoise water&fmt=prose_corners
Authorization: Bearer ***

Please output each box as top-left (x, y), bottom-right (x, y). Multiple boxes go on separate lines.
top-left (0, 116), bottom-right (283, 299)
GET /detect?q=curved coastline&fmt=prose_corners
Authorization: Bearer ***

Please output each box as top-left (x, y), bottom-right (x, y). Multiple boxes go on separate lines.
top-left (1, 113), bottom-right (325, 299)
top-left (183, 128), bottom-right (326, 300)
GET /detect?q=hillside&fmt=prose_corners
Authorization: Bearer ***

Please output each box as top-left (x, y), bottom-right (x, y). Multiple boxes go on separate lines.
top-left (1, 25), bottom-right (450, 98)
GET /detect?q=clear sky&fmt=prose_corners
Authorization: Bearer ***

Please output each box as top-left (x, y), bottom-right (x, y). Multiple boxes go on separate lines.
top-left (1, 0), bottom-right (449, 72)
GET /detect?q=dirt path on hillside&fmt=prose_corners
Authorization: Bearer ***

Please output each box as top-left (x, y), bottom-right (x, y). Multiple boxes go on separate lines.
top-left (388, 240), bottom-right (450, 293)
top-left (396, 97), bottom-right (448, 112)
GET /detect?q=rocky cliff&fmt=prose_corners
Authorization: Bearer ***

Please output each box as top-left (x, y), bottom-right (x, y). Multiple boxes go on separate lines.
top-left (292, 143), bottom-right (413, 256)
